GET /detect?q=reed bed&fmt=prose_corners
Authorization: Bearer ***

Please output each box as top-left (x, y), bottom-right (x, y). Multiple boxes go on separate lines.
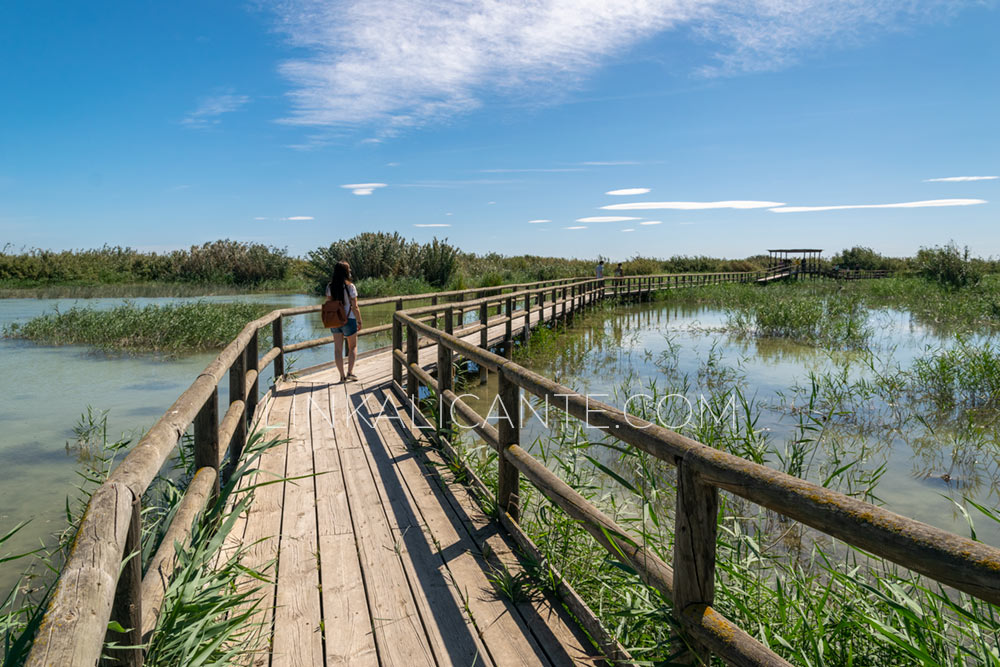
top-left (3, 301), bottom-right (277, 354)
top-left (1, 412), bottom-right (282, 666)
top-left (433, 296), bottom-right (1000, 664)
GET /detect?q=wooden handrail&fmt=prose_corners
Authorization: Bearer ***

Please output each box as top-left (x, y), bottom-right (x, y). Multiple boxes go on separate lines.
top-left (24, 267), bottom-right (894, 665)
top-left (391, 272), bottom-right (995, 665)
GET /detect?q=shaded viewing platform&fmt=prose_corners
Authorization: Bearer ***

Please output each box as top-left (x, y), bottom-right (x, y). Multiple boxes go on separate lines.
top-left (27, 265), bottom-right (1000, 667)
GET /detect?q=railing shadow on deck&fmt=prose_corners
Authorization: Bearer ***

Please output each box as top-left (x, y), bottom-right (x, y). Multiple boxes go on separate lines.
top-left (22, 267), bottom-right (894, 666)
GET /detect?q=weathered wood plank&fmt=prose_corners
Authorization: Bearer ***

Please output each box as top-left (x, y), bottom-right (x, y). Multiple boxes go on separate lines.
top-left (355, 382), bottom-right (495, 666)
top-left (385, 386), bottom-right (613, 667)
top-left (270, 385), bottom-right (324, 667)
top-left (312, 383), bottom-right (378, 666)
top-left (333, 381), bottom-right (437, 667)
top-left (236, 384), bottom-right (295, 667)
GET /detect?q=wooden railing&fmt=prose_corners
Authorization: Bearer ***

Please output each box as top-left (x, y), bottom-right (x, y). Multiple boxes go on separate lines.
top-left (391, 278), bottom-right (1000, 666)
top-left (22, 267), bottom-right (896, 666)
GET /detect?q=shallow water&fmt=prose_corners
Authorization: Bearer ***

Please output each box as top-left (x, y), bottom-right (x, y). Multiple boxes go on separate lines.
top-left (455, 299), bottom-right (1000, 550)
top-left (2, 293), bottom-right (998, 594)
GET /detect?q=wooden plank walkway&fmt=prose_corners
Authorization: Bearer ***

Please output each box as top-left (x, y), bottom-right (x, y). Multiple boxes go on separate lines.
top-left (230, 299), bottom-right (612, 666)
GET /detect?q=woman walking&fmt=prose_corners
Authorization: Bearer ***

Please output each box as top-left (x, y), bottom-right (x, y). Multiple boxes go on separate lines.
top-left (326, 261), bottom-right (363, 382)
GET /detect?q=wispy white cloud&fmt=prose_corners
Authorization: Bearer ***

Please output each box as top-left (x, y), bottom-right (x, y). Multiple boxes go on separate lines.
top-left (564, 225), bottom-right (587, 230)
top-left (606, 188), bottom-right (650, 196)
top-left (603, 200), bottom-right (784, 210)
top-left (480, 168), bottom-right (585, 173)
top-left (271, 1), bottom-right (965, 134)
top-left (924, 176), bottom-right (998, 182)
top-left (399, 179), bottom-right (519, 188)
top-left (577, 216), bottom-right (641, 222)
top-left (771, 199), bottom-right (987, 213)
top-left (254, 216), bottom-right (268, 220)
top-left (583, 161), bottom-right (641, 166)
top-left (528, 219), bottom-right (551, 224)
top-left (182, 91), bottom-right (250, 128)
top-left (414, 223), bottom-right (450, 227)
top-left (341, 182), bottom-right (388, 195)
top-left (283, 216), bottom-right (315, 221)
top-left (621, 228), bottom-right (635, 232)
top-left (639, 220), bottom-right (663, 225)
top-left (487, 201), bottom-right (496, 205)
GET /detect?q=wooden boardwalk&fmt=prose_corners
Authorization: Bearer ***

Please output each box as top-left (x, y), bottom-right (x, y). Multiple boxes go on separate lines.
top-left (229, 301), bottom-right (610, 666)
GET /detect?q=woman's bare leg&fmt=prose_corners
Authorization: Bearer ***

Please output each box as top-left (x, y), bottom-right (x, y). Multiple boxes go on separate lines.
top-left (346, 333), bottom-right (358, 376)
top-left (333, 333), bottom-right (346, 381)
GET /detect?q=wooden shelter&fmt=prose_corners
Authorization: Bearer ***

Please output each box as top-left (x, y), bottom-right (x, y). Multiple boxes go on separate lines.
top-left (767, 248), bottom-right (823, 274)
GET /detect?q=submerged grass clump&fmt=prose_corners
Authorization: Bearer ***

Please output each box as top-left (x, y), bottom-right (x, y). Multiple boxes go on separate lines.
top-left (913, 339), bottom-right (1000, 410)
top-left (3, 300), bottom-right (277, 354)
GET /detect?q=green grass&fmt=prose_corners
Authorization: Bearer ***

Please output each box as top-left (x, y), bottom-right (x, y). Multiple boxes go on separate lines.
top-left (1, 411), bottom-right (283, 666)
top-left (659, 275), bottom-right (1000, 337)
top-left (3, 301), bottom-right (278, 354)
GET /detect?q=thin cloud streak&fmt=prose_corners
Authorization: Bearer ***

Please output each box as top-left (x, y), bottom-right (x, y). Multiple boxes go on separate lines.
top-left (639, 220), bottom-right (663, 225)
top-left (770, 199), bottom-right (987, 213)
top-left (528, 219), bottom-right (551, 223)
top-left (480, 168), bottom-right (585, 173)
top-left (564, 225), bottom-right (587, 230)
top-left (603, 200), bottom-right (784, 210)
top-left (341, 182), bottom-right (388, 195)
top-left (606, 188), bottom-right (650, 195)
top-left (577, 216), bottom-right (641, 222)
top-left (924, 176), bottom-right (998, 182)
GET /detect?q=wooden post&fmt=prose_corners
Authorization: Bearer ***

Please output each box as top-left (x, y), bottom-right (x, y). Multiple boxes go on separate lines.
top-left (497, 369), bottom-right (520, 521)
top-left (431, 295), bottom-right (438, 329)
top-left (537, 289), bottom-right (545, 330)
top-left (228, 350), bottom-right (246, 472)
top-left (245, 331), bottom-right (259, 424)
top-left (523, 291), bottom-right (532, 343)
top-left (407, 324), bottom-right (419, 404)
top-left (672, 458), bottom-right (719, 663)
top-left (456, 292), bottom-right (464, 329)
top-left (194, 387), bottom-right (221, 493)
top-left (479, 302), bottom-right (489, 384)
top-left (272, 316), bottom-right (284, 378)
top-left (105, 491), bottom-right (143, 667)
top-left (504, 296), bottom-right (513, 359)
top-left (392, 299), bottom-right (403, 388)
top-left (437, 317), bottom-right (452, 439)
top-left (550, 287), bottom-right (557, 324)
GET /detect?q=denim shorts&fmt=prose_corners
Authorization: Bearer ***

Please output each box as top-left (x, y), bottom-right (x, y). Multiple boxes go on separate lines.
top-left (329, 318), bottom-right (358, 336)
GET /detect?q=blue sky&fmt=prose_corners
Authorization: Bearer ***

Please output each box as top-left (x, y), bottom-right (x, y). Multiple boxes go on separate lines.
top-left (1, 1), bottom-right (997, 260)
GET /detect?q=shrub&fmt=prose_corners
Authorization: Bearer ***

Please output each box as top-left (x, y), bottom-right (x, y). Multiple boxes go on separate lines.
top-left (915, 242), bottom-right (982, 288)
top-left (418, 238), bottom-right (459, 287)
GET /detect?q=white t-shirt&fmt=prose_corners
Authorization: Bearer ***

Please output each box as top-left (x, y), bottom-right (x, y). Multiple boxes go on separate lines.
top-left (325, 282), bottom-right (358, 319)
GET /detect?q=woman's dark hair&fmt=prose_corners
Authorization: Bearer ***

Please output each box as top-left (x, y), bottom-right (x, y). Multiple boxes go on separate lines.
top-left (329, 261), bottom-right (353, 301)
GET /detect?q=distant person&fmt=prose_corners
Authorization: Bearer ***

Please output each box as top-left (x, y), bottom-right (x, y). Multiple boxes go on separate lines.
top-left (614, 263), bottom-right (624, 278)
top-left (596, 260), bottom-right (605, 279)
top-left (325, 261), bottom-right (363, 383)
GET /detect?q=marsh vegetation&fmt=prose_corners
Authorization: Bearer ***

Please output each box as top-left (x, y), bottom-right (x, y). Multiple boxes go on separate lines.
top-left (3, 301), bottom-right (278, 354)
top-left (443, 276), bottom-right (1000, 664)
top-left (1, 412), bottom-right (280, 666)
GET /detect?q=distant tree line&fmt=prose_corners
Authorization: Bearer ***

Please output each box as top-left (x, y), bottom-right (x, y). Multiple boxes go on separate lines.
top-left (3, 236), bottom-right (996, 293)
top-left (0, 240), bottom-right (293, 286)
